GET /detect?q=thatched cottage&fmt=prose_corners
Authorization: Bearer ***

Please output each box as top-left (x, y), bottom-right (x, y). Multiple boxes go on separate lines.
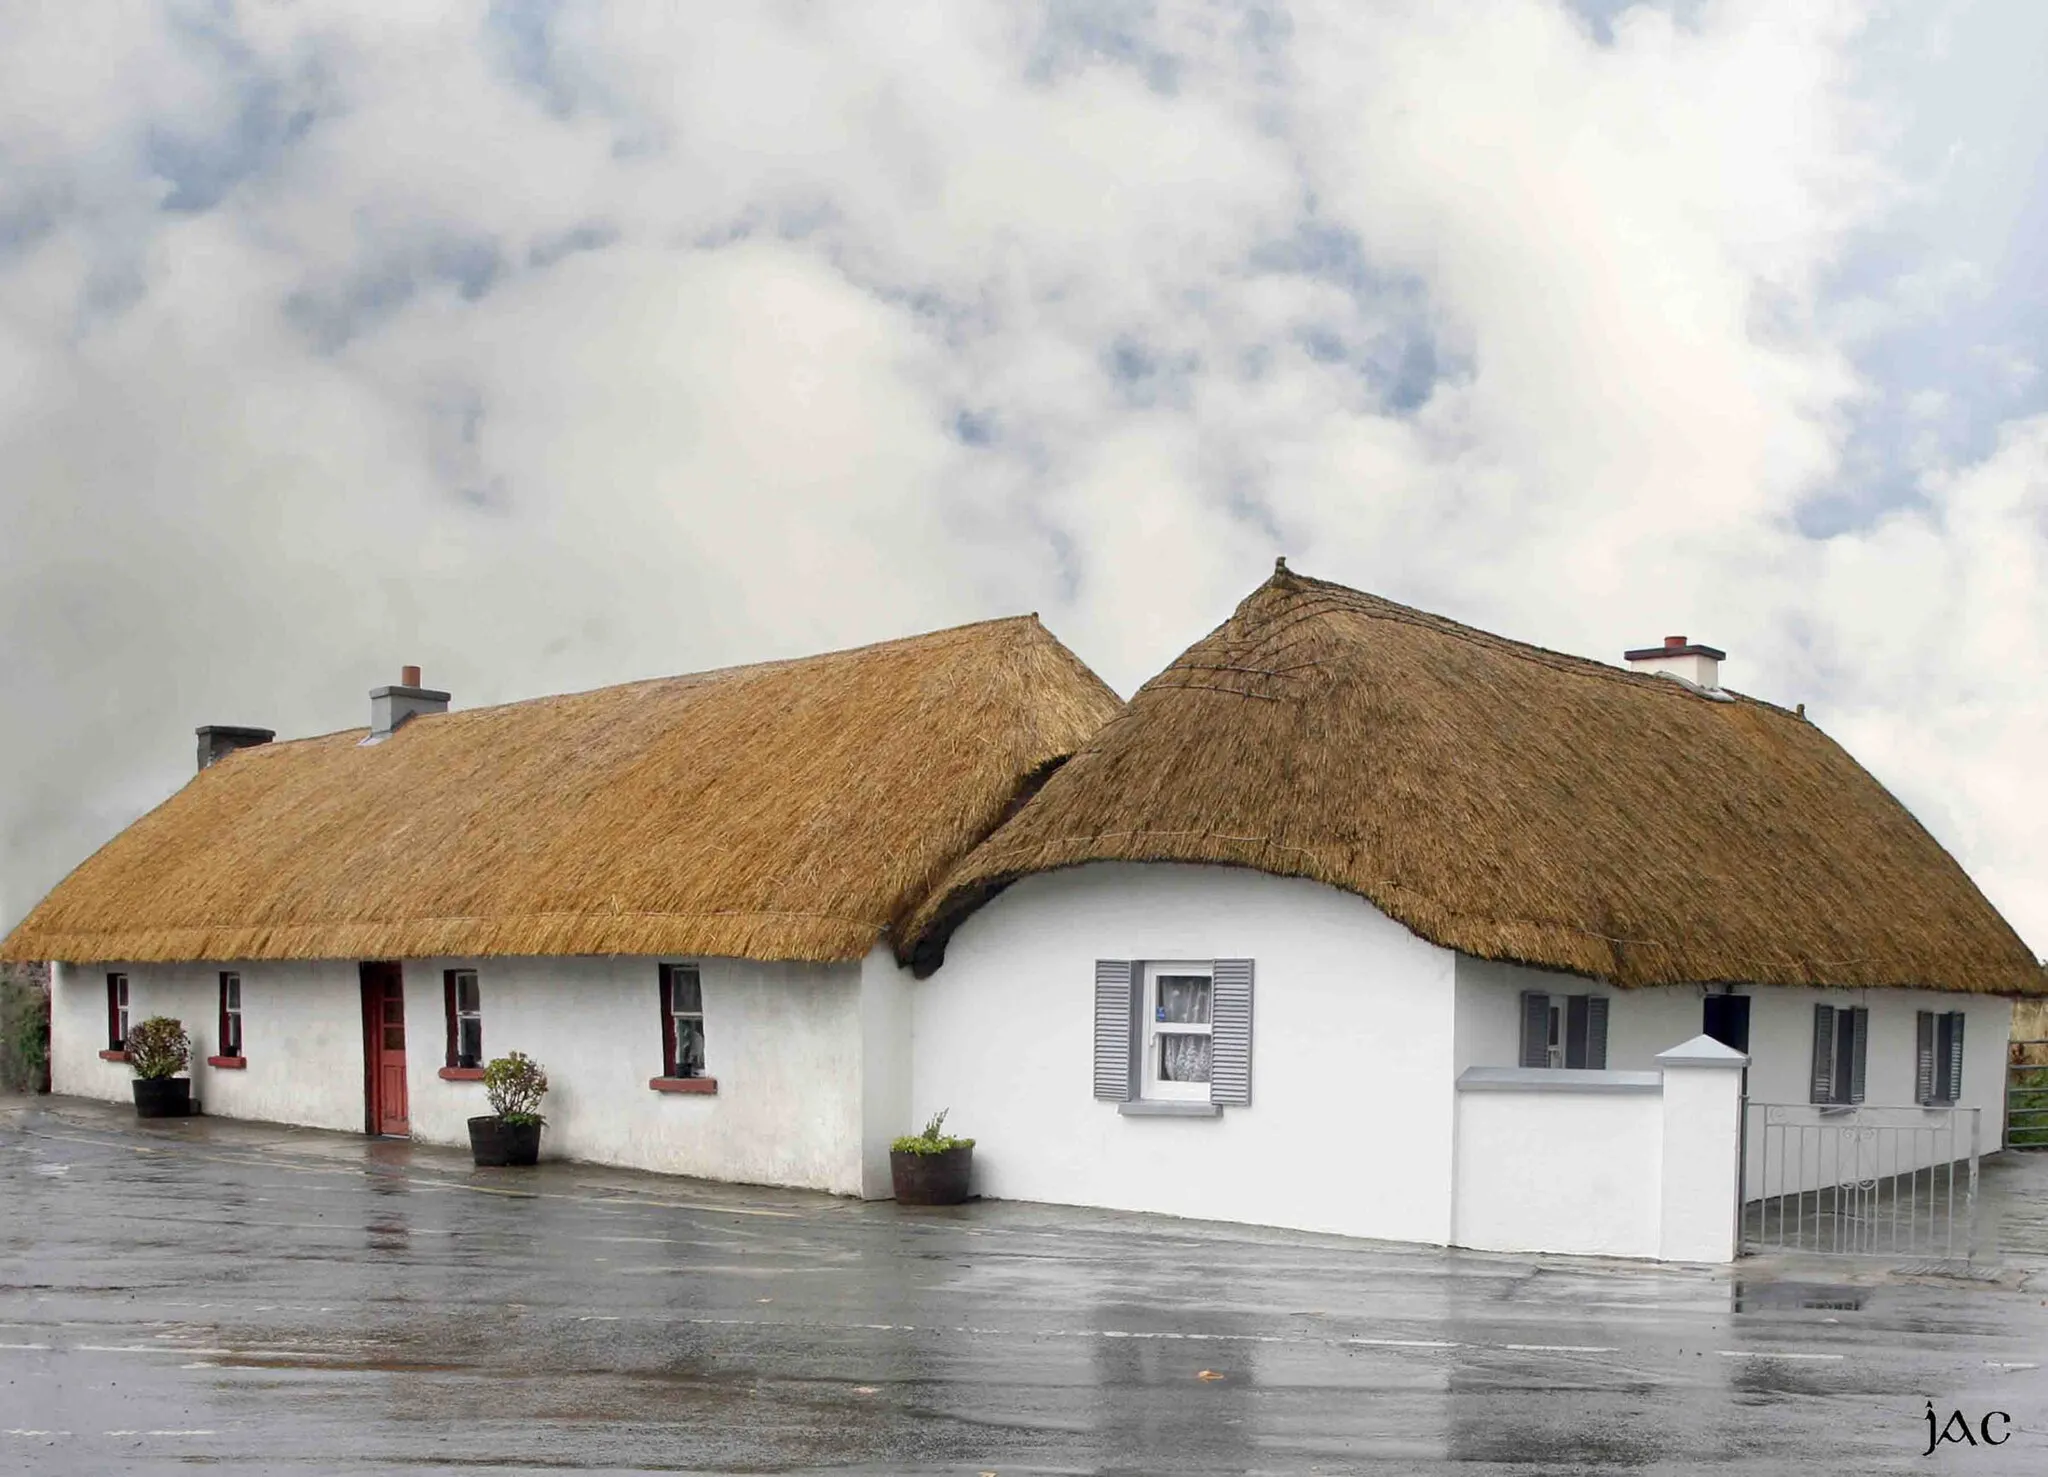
top-left (2, 617), bottom-right (1118, 1197)
top-left (897, 563), bottom-right (2043, 1252)
top-left (5, 565), bottom-right (2040, 1260)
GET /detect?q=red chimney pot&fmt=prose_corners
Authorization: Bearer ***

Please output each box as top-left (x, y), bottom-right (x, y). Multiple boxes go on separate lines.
top-left (1664, 636), bottom-right (1685, 649)
top-left (402, 665), bottom-right (422, 688)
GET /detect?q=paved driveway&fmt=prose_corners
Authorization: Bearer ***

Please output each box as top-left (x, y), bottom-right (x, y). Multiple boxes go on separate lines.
top-left (3, 1096), bottom-right (2045, 1474)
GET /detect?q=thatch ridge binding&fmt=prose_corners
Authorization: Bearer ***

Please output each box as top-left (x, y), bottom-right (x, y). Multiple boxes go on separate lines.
top-left (4, 614), bottom-right (1123, 967)
top-left (901, 565), bottom-right (2043, 996)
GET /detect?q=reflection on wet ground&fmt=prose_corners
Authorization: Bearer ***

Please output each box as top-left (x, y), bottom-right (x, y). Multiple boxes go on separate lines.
top-left (2, 1096), bottom-right (2045, 1474)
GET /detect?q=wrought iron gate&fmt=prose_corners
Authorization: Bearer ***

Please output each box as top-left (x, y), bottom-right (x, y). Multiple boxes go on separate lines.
top-left (2011, 1041), bottom-right (2048, 1151)
top-left (1741, 1102), bottom-right (1980, 1257)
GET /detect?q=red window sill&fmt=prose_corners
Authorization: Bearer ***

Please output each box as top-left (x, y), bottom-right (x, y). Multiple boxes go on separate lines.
top-left (99, 1049), bottom-right (128, 1062)
top-left (438, 1066), bottom-right (486, 1081)
top-left (649, 1076), bottom-right (718, 1095)
top-left (206, 1055), bottom-right (248, 1070)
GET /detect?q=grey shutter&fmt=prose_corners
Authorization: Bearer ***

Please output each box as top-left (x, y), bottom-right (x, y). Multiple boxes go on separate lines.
top-left (1519, 992), bottom-right (1550, 1068)
top-left (1915, 1011), bottom-right (1936, 1104)
top-left (1945, 1011), bottom-right (1965, 1102)
top-left (1585, 997), bottom-right (1609, 1070)
top-left (1093, 960), bottom-right (1138, 1101)
top-left (1810, 1005), bottom-right (1835, 1104)
top-left (1846, 1007), bottom-right (1868, 1104)
top-left (1209, 959), bottom-right (1254, 1107)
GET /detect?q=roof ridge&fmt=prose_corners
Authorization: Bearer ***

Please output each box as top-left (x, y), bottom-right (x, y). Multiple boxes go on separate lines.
top-left (1256, 565), bottom-right (1791, 716)
top-left (235, 614), bottom-right (1053, 747)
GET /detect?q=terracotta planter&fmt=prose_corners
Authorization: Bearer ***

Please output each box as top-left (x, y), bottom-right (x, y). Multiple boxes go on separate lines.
top-left (469, 1116), bottom-right (542, 1167)
top-left (133, 1077), bottom-right (192, 1119)
top-left (890, 1145), bottom-right (973, 1205)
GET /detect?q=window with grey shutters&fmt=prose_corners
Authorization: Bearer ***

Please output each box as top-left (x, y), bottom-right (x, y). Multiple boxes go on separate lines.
top-left (1093, 958), bottom-right (1252, 1109)
top-left (1516, 991), bottom-right (1609, 1069)
top-left (1810, 1004), bottom-right (1869, 1105)
top-left (1916, 1010), bottom-right (1965, 1104)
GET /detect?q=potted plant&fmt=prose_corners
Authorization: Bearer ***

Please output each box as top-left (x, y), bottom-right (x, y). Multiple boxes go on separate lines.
top-left (889, 1108), bottom-right (975, 1206)
top-left (469, 1051), bottom-right (548, 1166)
top-left (125, 1016), bottom-right (193, 1118)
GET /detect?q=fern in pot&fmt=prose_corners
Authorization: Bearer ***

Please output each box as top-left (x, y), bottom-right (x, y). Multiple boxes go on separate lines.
top-left (469, 1051), bottom-right (548, 1166)
top-left (125, 1016), bottom-right (193, 1118)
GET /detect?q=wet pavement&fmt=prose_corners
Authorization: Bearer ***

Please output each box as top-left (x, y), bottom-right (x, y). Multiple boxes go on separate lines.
top-left (3, 1096), bottom-right (2046, 1475)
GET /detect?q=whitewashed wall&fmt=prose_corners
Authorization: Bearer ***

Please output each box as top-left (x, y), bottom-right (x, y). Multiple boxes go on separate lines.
top-left (397, 953), bottom-right (872, 1194)
top-left (48, 958), bottom-right (367, 1132)
top-left (50, 948), bottom-right (910, 1197)
top-left (1455, 957), bottom-right (2016, 1203)
top-left (1456, 958), bottom-right (2012, 1140)
top-left (910, 862), bottom-right (1461, 1246)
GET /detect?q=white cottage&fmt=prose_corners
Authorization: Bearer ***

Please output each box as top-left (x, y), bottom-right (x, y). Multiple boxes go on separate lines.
top-left (2, 617), bottom-right (1119, 1198)
top-left (896, 562), bottom-right (2043, 1257)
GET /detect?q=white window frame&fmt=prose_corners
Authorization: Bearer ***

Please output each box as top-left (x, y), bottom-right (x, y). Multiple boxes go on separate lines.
top-left (450, 968), bottom-right (483, 1068)
top-left (663, 963), bottom-right (706, 1078)
top-left (220, 971), bottom-right (242, 1057)
top-left (109, 971), bottom-right (129, 1050)
top-left (1142, 961), bottom-right (1214, 1103)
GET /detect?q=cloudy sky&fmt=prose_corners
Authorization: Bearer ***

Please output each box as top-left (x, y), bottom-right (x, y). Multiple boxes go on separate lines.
top-left (2, 0), bottom-right (2043, 954)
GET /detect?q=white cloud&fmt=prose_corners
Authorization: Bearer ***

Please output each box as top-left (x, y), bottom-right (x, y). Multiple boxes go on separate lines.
top-left (1, 0), bottom-right (2043, 956)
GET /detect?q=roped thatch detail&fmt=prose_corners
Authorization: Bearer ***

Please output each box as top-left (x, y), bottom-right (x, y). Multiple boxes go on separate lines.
top-left (2, 617), bottom-right (1120, 967)
top-left (902, 565), bottom-right (2043, 995)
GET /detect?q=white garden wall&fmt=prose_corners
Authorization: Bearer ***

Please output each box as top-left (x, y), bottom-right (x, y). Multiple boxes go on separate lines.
top-left (1453, 1075), bottom-right (1665, 1258)
top-left (1450, 1040), bottom-right (1749, 1263)
top-left (910, 862), bottom-right (1461, 1247)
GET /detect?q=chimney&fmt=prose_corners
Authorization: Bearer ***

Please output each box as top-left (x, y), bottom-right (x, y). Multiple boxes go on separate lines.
top-left (362, 665), bottom-right (450, 744)
top-left (1624, 635), bottom-right (1726, 692)
top-left (196, 725), bottom-right (275, 772)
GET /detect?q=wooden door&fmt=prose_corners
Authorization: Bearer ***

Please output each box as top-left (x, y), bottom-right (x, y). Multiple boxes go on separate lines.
top-left (360, 963), bottom-right (410, 1137)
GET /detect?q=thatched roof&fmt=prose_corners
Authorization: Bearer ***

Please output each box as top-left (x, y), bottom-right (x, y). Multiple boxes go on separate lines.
top-left (3, 617), bottom-right (1120, 966)
top-left (903, 565), bottom-right (2044, 995)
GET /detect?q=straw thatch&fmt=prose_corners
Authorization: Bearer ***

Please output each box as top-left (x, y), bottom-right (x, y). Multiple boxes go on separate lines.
top-left (903, 564), bottom-right (2044, 995)
top-left (2, 617), bottom-right (1120, 966)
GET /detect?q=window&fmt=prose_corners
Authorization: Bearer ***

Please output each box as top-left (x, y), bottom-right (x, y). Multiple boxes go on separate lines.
top-left (1702, 994), bottom-right (1751, 1053)
top-left (1518, 991), bottom-right (1609, 1069)
top-left (1092, 959), bottom-right (1253, 1110)
top-left (1145, 963), bottom-right (1214, 1103)
top-left (107, 973), bottom-right (129, 1051)
top-left (444, 969), bottom-right (482, 1069)
top-left (1809, 1004), bottom-right (1868, 1105)
top-left (218, 972), bottom-right (243, 1057)
top-left (1916, 1010), bottom-right (1966, 1105)
top-left (659, 964), bottom-right (706, 1078)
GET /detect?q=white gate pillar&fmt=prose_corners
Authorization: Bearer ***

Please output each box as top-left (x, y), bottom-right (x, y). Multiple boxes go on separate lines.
top-left (1656, 1034), bottom-right (1750, 1263)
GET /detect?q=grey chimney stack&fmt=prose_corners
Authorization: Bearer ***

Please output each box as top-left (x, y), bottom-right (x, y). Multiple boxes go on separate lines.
top-left (363, 665), bottom-right (450, 744)
top-left (196, 725), bottom-right (275, 772)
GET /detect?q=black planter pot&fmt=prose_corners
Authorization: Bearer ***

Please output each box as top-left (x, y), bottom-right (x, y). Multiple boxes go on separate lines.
top-left (469, 1115), bottom-right (542, 1167)
top-left (133, 1077), bottom-right (191, 1119)
top-left (890, 1145), bottom-right (973, 1206)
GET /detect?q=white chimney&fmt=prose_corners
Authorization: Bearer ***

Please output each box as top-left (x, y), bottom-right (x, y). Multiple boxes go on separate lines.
top-left (1625, 635), bottom-right (1725, 692)
top-left (361, 664), bottom-right (450, 744)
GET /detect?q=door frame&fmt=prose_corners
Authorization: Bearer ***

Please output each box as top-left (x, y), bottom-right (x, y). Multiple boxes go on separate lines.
top-left (358, 961), bottom-right (407, 1137)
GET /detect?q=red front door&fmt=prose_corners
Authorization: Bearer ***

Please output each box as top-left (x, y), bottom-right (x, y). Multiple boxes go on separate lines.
top-left (360, 963), bottom-right (410, 1137)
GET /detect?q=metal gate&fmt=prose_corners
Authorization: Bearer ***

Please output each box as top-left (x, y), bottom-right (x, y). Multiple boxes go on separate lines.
top-left (2011, 1041), bottom-right (2048, 1151)
top-left (1741, 1102), bottom-right (1980, 1257)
